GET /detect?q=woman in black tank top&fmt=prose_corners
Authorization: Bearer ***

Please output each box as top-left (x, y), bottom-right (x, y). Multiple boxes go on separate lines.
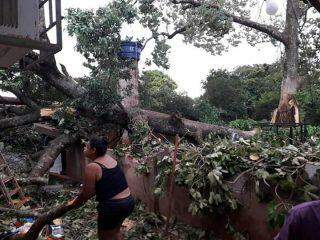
top-left (69, 137), bottom-right (134, 240)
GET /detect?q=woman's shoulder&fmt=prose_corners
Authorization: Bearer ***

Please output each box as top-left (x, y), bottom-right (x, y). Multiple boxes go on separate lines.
top-left (86, 162), bottom-right (102, 172)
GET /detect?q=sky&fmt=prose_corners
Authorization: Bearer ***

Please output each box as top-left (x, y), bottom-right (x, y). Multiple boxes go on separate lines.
top-left (48, 0), bottom-right (284, 98)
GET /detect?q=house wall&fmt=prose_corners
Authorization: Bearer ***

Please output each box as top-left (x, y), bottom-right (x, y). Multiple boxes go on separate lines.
top-left (0, 0), bottom-right (39, 39)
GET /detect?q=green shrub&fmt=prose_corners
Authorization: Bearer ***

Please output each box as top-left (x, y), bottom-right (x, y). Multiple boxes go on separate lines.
top-left (229, 119), bottom-right (258, 131)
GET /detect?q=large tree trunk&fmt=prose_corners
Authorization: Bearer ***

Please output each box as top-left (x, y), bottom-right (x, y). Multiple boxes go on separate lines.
top-left (275, 0), bottom-right (302, 124)
top-left (29, 57), bottom-right (251, 140)
top-left (142, 109), bottom-right (256, 139)
top-left (118, 61), bottom-right (140, 110)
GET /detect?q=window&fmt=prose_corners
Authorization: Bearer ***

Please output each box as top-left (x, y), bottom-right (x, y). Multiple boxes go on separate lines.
top-left (0, 0), bottom-right (18, 28)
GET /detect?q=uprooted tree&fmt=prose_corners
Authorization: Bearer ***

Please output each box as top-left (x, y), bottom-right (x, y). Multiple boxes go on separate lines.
top-left (0, 1), bottom-right (257, 179)
top-left (0, 0), bottom-right (319, 192)
top-left (0, 0), bottom-right (319, 181)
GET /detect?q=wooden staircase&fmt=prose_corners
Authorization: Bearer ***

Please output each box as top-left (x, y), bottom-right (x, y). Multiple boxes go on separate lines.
top-left (0, 153), bottom-right (29, 208)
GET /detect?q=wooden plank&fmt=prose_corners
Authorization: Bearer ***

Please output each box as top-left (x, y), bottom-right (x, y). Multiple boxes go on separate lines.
top-left (34, 123), bottom-right (60, 138)
top-left (40, 108), bottom-right (55, 117)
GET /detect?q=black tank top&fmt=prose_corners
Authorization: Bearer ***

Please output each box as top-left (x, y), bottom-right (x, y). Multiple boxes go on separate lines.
top-left (94, 162), bottom-right (128, 203)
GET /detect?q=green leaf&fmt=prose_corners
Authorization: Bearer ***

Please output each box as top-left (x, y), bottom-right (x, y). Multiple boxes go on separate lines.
top-left (207, 171), bottom-right (217, 186)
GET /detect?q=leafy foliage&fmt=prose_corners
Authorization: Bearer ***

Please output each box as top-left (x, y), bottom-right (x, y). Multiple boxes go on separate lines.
top-left (140, 70), bottom-right (221, 123)
top-left (229, 119), bottom-right (258, 131)
top-left (121, 123), bottom-right (320, 222)
top-left (202, 64), bottom-right (282, 121)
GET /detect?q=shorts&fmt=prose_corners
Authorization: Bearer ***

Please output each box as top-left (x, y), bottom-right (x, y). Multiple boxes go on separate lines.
top-left (97, 195), bottom-right (135, 230)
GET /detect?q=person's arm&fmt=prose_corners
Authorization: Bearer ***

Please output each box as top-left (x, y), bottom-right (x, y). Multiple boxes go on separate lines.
top-left (68, 163), bottom-right (100, 208)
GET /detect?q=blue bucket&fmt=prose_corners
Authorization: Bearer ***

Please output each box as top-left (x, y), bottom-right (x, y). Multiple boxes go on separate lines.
top-left (118, 41), bottom-right (142, 61)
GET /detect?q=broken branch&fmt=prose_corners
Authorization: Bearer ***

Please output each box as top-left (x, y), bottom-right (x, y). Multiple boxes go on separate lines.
top-left (10, 203), bottom-right (77, 240)
top-left (0, 111), bottom-right (41, 129)
top-left (17, 177), bottom-right (49, 186)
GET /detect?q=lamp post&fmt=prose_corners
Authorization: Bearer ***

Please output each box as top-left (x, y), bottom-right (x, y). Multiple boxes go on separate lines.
top-left (265, 0), bottom-right (279, 15)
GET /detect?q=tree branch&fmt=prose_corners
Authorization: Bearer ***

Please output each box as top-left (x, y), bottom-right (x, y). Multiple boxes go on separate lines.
top-left (23, 54), bottom-right (86, 99)
top-left (0, 106), bottom-right (29, 115)
top-left (225, 12), bottom-right (287, 44)
top-left (0, 111), bottom-right (41, 129)
top-left (171, 0), bottom-right (287, 44)
top-left (141, 109), bottom-right (257, 139)
top-left (6, 89), bottom-right (40, 110)
top-left (161, 26), bottom-right (188, 39)
top-left (10, 203), bottom-right (77, 240)
top-left (17, 177), bottom-right (49, 186)
top-left (142, 25), bottom-right (188, 50)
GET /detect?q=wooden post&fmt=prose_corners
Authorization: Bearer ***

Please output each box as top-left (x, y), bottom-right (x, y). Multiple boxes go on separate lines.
top-left (165, 135), bottom-right (180, 233)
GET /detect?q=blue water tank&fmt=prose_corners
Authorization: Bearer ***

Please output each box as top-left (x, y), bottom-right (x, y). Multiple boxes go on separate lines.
top-left (118, 41), bottom-right (142, 61)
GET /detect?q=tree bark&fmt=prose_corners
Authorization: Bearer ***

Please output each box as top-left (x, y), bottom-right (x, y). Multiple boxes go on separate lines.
top-left (30, 134), bottom-right (79, 177)
top-left (30, 58), bottom-right (250, 140)
top-left (10, 203), bottom-right (77, 240)
top-left (9, 90), bottom-right (40, 110)
top-left (0, 111), bottom-right (41, 129)
top-left (0, 96), bottom-right (22, 105)
top-left (25, 54), bottom-right (86, 99)
top-left (275, 0), bottom-right (302, 124)
top-left (0, 106), bottom-right (29, 115)
top-left (142, 109), bottom-right (257, 139)
top-left (17, 177), bottom-right (49, 186)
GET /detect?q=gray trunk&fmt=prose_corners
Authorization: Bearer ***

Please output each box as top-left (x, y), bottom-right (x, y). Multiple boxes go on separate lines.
top-left (276, 0), bottom-right (302, 123)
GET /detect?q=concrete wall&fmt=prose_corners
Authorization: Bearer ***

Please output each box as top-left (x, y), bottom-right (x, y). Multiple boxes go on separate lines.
top-left (122, 155), bottom-right (279, 240)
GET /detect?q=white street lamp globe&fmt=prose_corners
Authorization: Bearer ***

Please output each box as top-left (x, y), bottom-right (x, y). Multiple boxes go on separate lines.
top-left (266, 0), bottom-right (279, 15)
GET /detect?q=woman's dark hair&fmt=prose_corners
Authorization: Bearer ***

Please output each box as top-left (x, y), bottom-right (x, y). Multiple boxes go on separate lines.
top-left (89, 137), bottom-right (108, 157)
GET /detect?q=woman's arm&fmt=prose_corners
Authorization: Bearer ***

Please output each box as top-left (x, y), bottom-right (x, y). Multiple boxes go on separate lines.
top-left (68, 163), bottom-right (100, 207)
